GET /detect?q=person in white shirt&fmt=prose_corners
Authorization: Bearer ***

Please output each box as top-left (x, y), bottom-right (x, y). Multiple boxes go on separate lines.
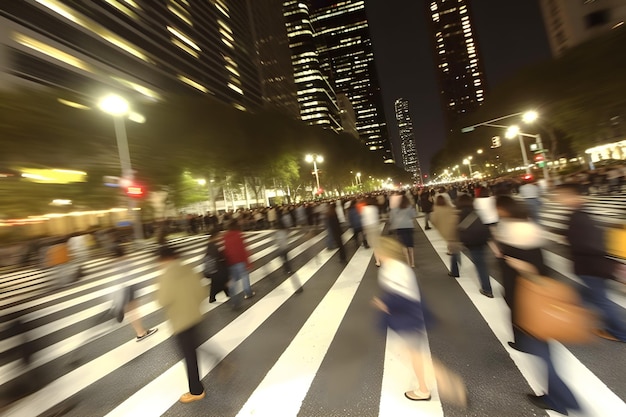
top-left (361, 197), bottom-right (381, 266)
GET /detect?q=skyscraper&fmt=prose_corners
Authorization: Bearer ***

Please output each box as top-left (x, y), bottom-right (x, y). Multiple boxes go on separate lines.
top-left (0, 0), bottom-right (262, 111)
top-left (309, 0), bottom-right (393, 162)
top-left (282, 0), bottom-right (342, 130)
top-left (427, 0), bottom-right (487, 129)
top-left (539, 0), bottom-right (626, 57)
top-left (395, 98), bottom-right (421, 181)
top-left (247, 0), bottom-right (300, 118)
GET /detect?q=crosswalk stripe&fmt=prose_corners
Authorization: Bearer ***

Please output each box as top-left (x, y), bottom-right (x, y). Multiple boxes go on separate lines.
top-left (236, 246), bottom-right (371, 417)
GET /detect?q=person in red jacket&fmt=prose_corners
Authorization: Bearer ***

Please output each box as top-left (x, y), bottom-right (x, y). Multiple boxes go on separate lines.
top-left (223, 220), bottom-right (254, 309)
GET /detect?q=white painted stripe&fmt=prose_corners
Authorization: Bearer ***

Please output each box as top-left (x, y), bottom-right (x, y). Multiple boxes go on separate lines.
top-left (380, 330), bottom-right (443, 416)
top-left (236, 247), bottom-right (371, 417)
top-left (419, 223), bottom-right (626, 417)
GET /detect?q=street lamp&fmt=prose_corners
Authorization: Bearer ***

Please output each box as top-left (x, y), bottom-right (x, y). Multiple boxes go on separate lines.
top-left (305, 154), bottom-right (323, 195)
top-left (463, 157), bottom-right (474, 178)
top-left (476, 149), bottom-right (483, 154)
top-left (505, 125), bottom-right (531, 174)
top-left (99, 93), bottom-right (143, 242)
top-left (356, 172), bottom-right (362, 186)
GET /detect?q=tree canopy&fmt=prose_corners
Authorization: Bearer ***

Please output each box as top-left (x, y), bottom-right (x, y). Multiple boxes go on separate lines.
top-left (0, 87), bottom-right (410, 217)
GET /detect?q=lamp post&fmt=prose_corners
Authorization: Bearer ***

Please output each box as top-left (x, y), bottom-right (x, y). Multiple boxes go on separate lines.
top-left (305, 154), bottom-right (323, 195)
top-left (356, 172), bottom-right (362, 186)
top-left (461, 110), bottom-right (549, 179)
top-left (99, 94), bottom-right (144, 242)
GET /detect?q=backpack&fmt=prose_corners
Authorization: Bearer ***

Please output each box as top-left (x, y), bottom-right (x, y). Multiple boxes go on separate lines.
top-left (458, 212), bottom-right (490, 247)
top-left (203, 253), bottom-right (219, 277)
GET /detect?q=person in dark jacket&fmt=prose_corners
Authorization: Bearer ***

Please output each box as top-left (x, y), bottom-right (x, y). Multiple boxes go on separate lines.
top-left (204, 233), bottom-right (230, 303)
top-left (554, 183), bottom-right (626, 342)
top-left (456, 194), bottom-right (493, 297)
top-left (327, 203), bottom-right (346, 263)
top-left (419, 188), bottom-right (434, 230)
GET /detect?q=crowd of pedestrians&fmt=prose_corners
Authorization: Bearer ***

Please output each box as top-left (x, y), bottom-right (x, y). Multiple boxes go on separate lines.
top-left (5, 166), bottom-right (625, 413)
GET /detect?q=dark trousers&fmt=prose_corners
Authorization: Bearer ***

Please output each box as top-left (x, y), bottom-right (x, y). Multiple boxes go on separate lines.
top-left (468, 246), bottom-right (492, 293)
top-left (175, 325), bottom-right (204, 395)
top-left (279, 249), bottom-right (292, 274)
top-left (518, 332), bottom-right (579, 414)
top-left (579, 274), bottom-right (626, 340)
top-left (449, 252), bottom-right (460, 276)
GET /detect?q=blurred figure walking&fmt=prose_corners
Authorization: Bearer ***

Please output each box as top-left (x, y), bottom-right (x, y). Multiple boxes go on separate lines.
top-left (110, 247), bottom-right (157, 342)
top-left (223, 221), bottom-right (254, 309)
top-left (554, 184), bottom-right (626, 342)
top-left (156, 246), bottom-right (208, 403)
top-left (203, 234), bottom-right (230, 303)
top-left (373, 237), bottom-right (467, 406)
top-left (389, 193), bottom-right (417, 267)
top-left (430, 196), bottom-right (461, 278)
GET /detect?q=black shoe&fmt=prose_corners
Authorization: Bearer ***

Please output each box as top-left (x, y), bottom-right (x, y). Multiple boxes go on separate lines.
top-left (116, 309), bottom-right (124, 323)
top-left (508, 342), bottom-right (524, 352)
top-left (208, 298), bottom-right (216, 303)
top-left (295, 288), bottom-right (303, 294)
top-left (425, 226), bottom-right (432, 230)
top-left (244, 291), bottom-right (256, 299)
top-left (479, 289), bottom-right (494, 298)
top-left (448, 272), bottom-right (459, 278)
top-left (527, 394), bottom-right (568, 415)
top-left (136, 328), bottom-right (158, 342)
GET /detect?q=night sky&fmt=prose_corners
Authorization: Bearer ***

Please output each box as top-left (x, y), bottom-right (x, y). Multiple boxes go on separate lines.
top-left (366, 0), bottom-right (552, 175)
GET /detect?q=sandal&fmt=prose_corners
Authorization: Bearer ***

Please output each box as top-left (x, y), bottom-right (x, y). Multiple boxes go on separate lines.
top-left (404, 390), bottom-right (431, 401)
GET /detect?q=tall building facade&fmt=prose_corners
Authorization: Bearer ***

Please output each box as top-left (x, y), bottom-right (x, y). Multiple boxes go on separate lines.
top-left (394, 98), bottom-right (421, 181)
top-left (282, 0), bottom-right (341, 130)
top-left (0, 0), bottom-right (262, 111)
top-left (247, 0), bottom-right (299, 118)
top-left (309, 0), bottom-right (393, 162)
top-left (426, 0), bottom-right (486, 129)
top-left (539, 0), bottom-right (626, 57)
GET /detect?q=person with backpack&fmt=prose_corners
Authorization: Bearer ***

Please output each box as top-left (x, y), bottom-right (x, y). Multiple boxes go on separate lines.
top-left (456, 194), bottom-right (494, 298)
top-left (203, 234), bottom-right (230, 303)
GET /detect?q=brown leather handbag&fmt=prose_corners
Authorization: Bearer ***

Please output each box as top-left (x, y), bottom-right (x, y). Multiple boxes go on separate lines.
top-left (515, 272), bottom-right (595, 343)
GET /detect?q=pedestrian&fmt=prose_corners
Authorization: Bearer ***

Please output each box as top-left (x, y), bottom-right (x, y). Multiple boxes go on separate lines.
top-left (518, 177), bottom-right (542, 222)
top-left (110, 246), bottom-right (158, 342)
top-left (203, 234), bottom-right (230, 303)
top-left (389, 193), bottom-right (417, 267)
top-left (430, 195), bottom-right (461, 277)
top-left (275, 220), bottom-right (303, 292)
top-left (156, 245), bottom-right (207, 403)
top-left (372, 237), bottom-right (467, 405)
top-left (222, 220), bottom-right (255, 309)
top-left (372, 237), bottom-right (430, 401)
top-left (553, 183), bottom-right (626, 342)
top-left (347, 199), bottom-right (368, 248)
top-left (326, 203), bottom-right (347, 263)
top-left (361, 196), bottom-right (381, 266)
top-left (456, 194), bottom-right (493, 297)
top-left (493, 195), bottom-right (579, 416)
top-left (419, 188), bottom-right (434, 230)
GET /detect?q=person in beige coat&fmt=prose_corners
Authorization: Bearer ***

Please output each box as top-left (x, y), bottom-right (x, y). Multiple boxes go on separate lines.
top-left (430, 196), bottom-right (461, 277)
top-left (156, 246), bottom-right (208, 403)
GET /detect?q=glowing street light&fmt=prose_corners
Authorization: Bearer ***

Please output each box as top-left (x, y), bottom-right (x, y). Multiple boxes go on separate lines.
top-left (99, 93), bottom-right (144, 241)
top-left (305, 154), bottom-right (323, 195)
top-left (476, 149), bottom-right (483, 154)
top-left (505, 125), bottom-right (531, 174)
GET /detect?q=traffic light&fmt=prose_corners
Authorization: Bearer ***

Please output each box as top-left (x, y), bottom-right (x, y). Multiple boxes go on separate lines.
top-left (534, 154), bottom-right (546, 168)
top-left (125, 183), bottom-right (145, 198)
top-left (491, 136), bottom-right (501, 148)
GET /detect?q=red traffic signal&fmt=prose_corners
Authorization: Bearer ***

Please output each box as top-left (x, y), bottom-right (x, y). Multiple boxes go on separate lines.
top-left (125, 183), bottom-right (145, 197)
top-left (534, 154), bottom-right (544, 162)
